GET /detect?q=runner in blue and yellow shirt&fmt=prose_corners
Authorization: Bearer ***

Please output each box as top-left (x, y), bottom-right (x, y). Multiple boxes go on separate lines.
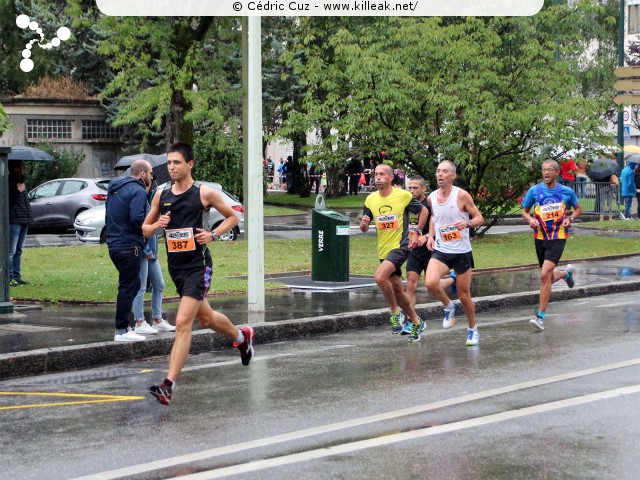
top-left (522, 159), bottom-right (582, 331)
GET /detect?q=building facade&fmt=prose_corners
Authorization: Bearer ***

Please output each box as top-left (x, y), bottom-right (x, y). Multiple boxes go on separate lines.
top-left (0, 97), bottom-right (124, 178)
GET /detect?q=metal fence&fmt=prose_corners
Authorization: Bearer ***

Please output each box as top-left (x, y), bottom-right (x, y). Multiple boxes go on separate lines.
top-left (563, 180), bottom-right (625, 219)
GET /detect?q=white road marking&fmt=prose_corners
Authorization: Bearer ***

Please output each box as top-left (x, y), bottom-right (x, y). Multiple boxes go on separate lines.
top-left (180, 345), bottom-right (353, 372)
top-left (595, 300), bottom-right (640, 308)
top-left (73, 357), bottom-right (640, 480)
top-left (174, 384), bottom-right (640, 479)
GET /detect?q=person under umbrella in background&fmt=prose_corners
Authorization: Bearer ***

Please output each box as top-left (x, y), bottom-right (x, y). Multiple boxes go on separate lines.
top-left (589, 158), bottom-right (619, 215)
top-left (621, 159), bottom-right (638, 220)
top-left (8, 160), bottom-right (33, 287)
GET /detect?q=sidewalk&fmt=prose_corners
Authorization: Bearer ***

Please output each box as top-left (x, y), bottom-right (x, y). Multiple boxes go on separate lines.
top-left (1, 254), bottom-right (639, 379)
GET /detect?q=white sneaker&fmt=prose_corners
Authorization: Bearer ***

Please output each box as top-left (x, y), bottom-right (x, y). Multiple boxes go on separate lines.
top-left (114, 328), bottom-right (146, 342)
top-left (466, 328), bottom-right (480, 346)
top-left (135, 322), bottom-right (159, 335)
top-left (153, 319), bottom-right (176, 332)
top-left (442, 308), bottom-right (455, 329)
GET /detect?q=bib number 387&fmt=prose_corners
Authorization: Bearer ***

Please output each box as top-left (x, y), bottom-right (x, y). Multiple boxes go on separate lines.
top-left (165, 228), bottom-right (196, 253)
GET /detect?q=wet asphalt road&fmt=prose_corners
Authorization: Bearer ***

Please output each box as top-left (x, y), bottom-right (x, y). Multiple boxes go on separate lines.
top-left (1, 292), bottom-right (639, 479)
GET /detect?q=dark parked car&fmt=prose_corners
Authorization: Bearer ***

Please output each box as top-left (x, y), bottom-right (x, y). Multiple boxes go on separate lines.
top-left (28, 178), bottom-right (110, 231)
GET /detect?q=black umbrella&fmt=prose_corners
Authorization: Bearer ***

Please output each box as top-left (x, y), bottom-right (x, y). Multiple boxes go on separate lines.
top-left (115, 153), bottom-right (170, 185)
top-left (113, 153), bottom-right (167, 170)
top-left (8, 146), bottom-right (54, 161)
top-left (587, 158), bottom-right (619, 181)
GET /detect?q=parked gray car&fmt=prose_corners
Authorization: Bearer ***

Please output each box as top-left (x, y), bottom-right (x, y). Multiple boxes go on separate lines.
top-left (74, 181), bottom-right (245, 243)
top-left (28, 178), bottom-right (110, 232)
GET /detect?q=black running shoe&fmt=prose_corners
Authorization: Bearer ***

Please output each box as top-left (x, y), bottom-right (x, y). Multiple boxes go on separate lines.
top-left (150, 380), bottom-right (173, 405)
top-left (234, 326), bottom-right (255, 366)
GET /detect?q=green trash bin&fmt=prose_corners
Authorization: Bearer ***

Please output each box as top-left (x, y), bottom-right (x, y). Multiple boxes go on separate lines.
top-left (311, 207), bottom-right (350, 282)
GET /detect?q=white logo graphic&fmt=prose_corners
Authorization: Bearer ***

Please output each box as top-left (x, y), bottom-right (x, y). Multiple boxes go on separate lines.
top-left (16, 14), bottom-right (72, 73)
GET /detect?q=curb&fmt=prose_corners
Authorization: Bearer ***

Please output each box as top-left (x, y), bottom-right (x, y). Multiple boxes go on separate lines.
top-left (1, 279), bottom-right (638, 380)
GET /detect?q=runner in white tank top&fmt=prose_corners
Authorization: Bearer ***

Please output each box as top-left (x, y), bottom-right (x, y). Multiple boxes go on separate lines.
top-left (429, 186), bottom-right (472, 254)
top-left (425, 161), bottom-right (484, 347)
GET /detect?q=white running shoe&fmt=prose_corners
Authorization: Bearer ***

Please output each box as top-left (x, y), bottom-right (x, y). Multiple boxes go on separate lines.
top-left (153, 319), bottom-right (176, 332)
top-left (114, 328), bottom-right (146, 342)
top-left (442, 308), bottom-right (455, 329)
top-left (135, 322), bottom-right (159, 335)
top-left (466, 328), bottom-right (480, 346)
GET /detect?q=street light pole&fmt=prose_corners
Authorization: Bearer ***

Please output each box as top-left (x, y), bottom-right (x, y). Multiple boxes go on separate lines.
top-left (618, 0), bottom-right (626, 173)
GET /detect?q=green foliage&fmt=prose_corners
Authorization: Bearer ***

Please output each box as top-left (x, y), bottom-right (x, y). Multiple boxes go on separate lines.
top-left (0, 102), bottom-right (11, 135)
top-left (192, 128), bottom-right (244, 200)
top-left (23, 144), bottom-right (84, 189)
top-left (279, 8), bottom-right (617, 226)
top-left (12, 232), bottom-right (640, 303)
top-left (96, 16), bottom-right (242, 149)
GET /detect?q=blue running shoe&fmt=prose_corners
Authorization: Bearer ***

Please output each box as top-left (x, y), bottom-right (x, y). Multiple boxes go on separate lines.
top-left (449, 271), bottom-right (457, 295)
top-left (401, 321), bottom-right (413, 335)
top-left (565, 264), bottom-right (575, 289)
top-left (408, 318), bottom-right (426, 343)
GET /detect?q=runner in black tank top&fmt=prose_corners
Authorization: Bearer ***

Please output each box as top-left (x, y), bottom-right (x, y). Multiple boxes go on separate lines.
top-left (142, 143), bottom-right (255, 406)
top-left (160, 183), bottom-right (212, 272)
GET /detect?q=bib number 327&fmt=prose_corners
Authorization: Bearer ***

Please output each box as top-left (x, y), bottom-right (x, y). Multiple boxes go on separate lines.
top-left (165, 228), bottom-right (196, 253)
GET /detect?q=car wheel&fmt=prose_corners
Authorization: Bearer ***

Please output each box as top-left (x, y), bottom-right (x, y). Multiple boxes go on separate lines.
top-left (213, 222), bottom-right (238, 241)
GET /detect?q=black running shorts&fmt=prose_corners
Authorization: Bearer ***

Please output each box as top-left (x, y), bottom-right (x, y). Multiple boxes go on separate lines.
top-left (169, 265), bottom-right (212, 301)
top-left (430, 250), bottom-right (474, 275)
top-left (406, 247), bottom-right (431, 276)
top-left (380, 248), bottom-right (410, 277)
top-left (534, 239), bottom-right (566, 267)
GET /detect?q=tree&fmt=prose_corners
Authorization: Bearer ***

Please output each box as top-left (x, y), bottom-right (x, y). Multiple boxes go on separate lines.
top-left (96, 17), bottom-right (242, 150)
top-left (279, 8), bottom-right (616, 230)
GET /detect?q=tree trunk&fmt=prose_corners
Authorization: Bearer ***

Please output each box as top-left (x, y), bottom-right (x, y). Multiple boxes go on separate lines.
top-left (291, 132), bottom-right (310, 197)
top-left (324, 165), bottom-right (345, 198)
top-left (166, 89), bottom-right (193, 146)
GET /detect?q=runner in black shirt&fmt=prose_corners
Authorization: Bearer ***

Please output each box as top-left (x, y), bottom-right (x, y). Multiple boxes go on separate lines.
top-left (143, 143), bottom-right (255, 406)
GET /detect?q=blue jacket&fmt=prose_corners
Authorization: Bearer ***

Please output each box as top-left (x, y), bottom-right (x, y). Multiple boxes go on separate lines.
top-left (105, 176), bottom-right (148, 250)
top-left (621, 163), bottom-right (638, 197)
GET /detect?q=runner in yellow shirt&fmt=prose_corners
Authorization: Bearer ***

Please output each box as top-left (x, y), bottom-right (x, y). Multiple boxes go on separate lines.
top-left (360, 163), bottom-right (428, 342)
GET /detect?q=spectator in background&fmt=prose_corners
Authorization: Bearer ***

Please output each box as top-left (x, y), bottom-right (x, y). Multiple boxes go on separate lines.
top-left (8, 160), bottom-right (33, 287)
top-left (309, 162), bottom-right (322, 194)
top-left (277, 158), bottom-right (285, 189)
top-left (284, 156), bottom-right (293, 192)
top-left (574, 159), bottom-right (589, 198)
top-left (106, 159), bottom-right (154, 342)
top-left (346, 156), bottom-right (362, 195)
top-left (621, 160), bottom-right (638, 220)
top-left (560, 158), bottom-right (576, 187)
top-left (635, 164), bottom-right (640, 219)
top-left (132, 179), bottom-right (176, 335)
top-left (266, 157), bottom-right (275, 190)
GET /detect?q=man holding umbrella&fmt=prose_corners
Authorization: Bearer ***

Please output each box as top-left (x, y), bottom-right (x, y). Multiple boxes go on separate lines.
top-left (522, 160), bottom-right (582, 331)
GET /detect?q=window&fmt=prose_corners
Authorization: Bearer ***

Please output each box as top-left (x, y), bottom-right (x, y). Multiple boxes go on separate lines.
top-left (630, 4), bottom-right (640, 34)
top-left (27, 119), bottom-right (72, 139)
top-left (60, 180), bottom-right (86, 195)
top-left (31, 181), bottom-right (62, 199)
top-left (81, 120), bottom-right (124, 139)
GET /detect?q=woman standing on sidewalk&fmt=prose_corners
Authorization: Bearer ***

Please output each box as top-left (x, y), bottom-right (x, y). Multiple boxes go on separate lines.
top-left (8, 160), bottom-right (33, 287)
